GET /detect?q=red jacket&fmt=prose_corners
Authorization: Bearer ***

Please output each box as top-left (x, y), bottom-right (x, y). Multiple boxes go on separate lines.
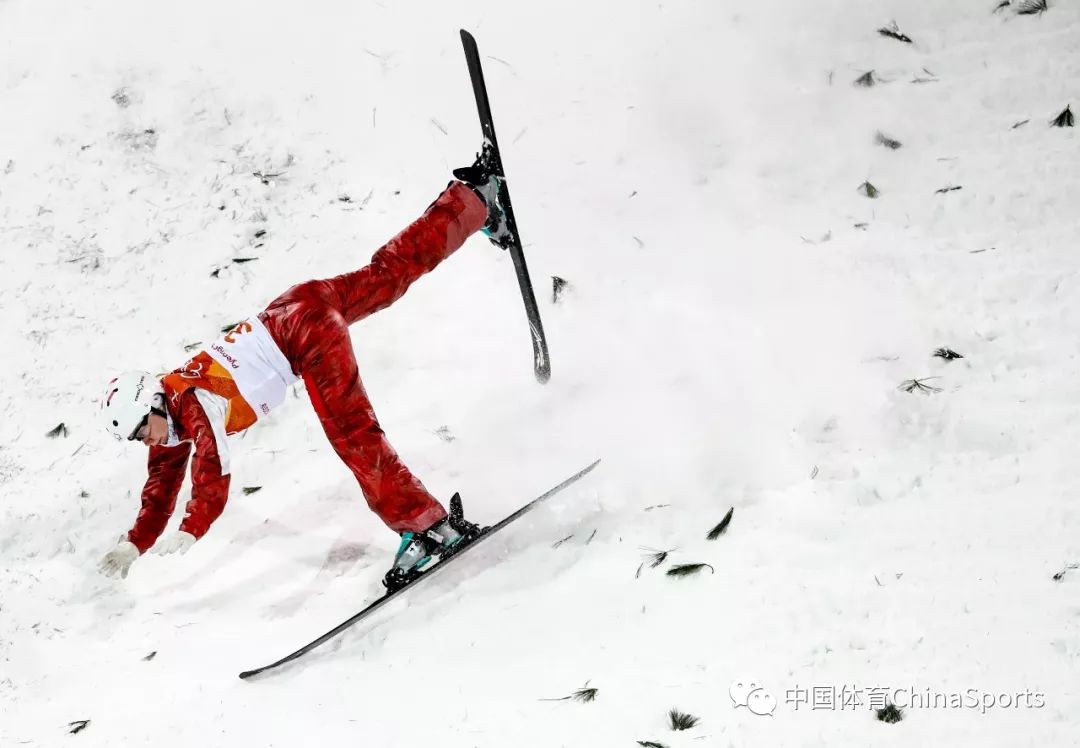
top-left (126, 389), bottom-right (230, 553)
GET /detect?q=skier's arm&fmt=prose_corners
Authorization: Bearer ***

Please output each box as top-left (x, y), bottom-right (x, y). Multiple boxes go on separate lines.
top-left (127, 442), bottom-right (192, 553)
top-left (176, 390), bottom-right (232, 541)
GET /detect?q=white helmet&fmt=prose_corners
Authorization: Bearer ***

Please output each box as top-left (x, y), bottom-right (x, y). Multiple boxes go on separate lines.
top-left (101, 371), bottom-right (162, 441)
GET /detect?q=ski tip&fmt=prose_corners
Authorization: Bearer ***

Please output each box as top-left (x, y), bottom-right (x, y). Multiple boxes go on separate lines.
top-left (460, 29), bottom-right (475, 44)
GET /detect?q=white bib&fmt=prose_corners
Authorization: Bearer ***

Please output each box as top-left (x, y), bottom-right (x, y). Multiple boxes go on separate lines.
top-left (204, 316), bottom-right (298, 419)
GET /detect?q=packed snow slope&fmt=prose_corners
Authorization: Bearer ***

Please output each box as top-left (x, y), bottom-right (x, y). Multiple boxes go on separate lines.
top-left (2, 0), bottom-right (1079, 745)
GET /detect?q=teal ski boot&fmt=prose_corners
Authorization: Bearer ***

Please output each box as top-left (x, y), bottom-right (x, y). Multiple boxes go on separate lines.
top-left (382, 494), bottom-right (482, 592)
top-left (453, 143), bottom-right (513, 249)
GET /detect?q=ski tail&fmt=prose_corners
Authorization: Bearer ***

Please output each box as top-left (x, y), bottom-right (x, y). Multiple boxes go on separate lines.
top-left (239, 459), bottom-right (600, 680)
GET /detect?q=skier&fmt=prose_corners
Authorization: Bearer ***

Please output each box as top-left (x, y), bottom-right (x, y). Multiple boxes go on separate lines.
top-left (98, 150), bottom-right (508, 590)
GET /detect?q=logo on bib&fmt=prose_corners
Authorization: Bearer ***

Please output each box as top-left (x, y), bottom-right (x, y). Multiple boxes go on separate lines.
top-left (211, 344), bottom-right (241, 370)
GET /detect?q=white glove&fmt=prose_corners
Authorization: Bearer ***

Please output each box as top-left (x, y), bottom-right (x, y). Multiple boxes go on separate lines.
top-left (99, 540), bottom-right (140, 579)
top-left (153, 531), bottom-right (196, 556)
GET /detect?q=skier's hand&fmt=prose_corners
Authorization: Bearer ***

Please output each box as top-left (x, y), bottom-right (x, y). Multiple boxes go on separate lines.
top-left (99, 540), bottom-right (140, 579)
top-left (153, 531), bottom-right (196, 556)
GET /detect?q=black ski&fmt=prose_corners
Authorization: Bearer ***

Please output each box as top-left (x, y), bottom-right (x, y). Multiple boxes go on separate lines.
top-left (238, 459), bottom-right (600, 679)
top-left (460, 29), bottom-right (551, 384)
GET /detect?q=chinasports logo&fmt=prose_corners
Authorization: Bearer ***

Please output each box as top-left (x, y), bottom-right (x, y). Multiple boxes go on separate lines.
top-left (211, 344), bottom-right (241, 370)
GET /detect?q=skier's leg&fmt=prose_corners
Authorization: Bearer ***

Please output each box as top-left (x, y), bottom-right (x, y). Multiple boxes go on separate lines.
top-left (299, 310), bottom-right (447, 534)
top-left (255, 182), bottom-right (489, 532)
top-left (322, 180), bottom-right (486, 324)
top-left (260, 180), bottom-right (488, 348)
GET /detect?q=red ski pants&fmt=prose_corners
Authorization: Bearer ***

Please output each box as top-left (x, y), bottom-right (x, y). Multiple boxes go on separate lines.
top-left (259, 181), bottom-right (487, 533)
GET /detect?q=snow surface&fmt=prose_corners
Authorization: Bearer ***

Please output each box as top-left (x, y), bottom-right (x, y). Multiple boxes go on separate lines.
top-left (2, 0), bottom-right (1079, 745)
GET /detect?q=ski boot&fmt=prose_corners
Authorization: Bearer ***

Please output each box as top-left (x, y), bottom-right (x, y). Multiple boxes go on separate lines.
top-left (382, 494), bottom-right (483, 592)
top-left (454, 142), bottom-right (514, 249)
